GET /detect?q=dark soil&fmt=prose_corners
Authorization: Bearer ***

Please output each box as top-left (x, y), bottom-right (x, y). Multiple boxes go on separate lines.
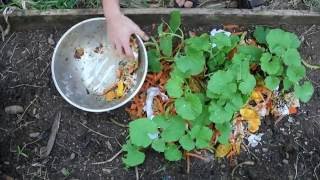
top-left (0, 24), bottom-right (320, 180)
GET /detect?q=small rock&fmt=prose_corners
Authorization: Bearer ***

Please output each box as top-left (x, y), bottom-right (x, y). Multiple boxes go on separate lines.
top-left (288, 175), bottom-right (294, 180)
top-left (106, 141), bottom-right (113, 152)
top-left (282, 159), bottom-right (289, 164)
top-left (35, 114), bottom-right (40, 119)
top-left (254, 149), bottom-right (260, 153)
top-left (288, 116), bottom-right (295, 123)
top-left (4, 161), bottom-right (10, 165)
top-left (32, 108), bottom-right (37, 115)
top-left (221, 164), bottom-right (226, 169)
top-left (262, 148), bottom-right (268, 153)
top-left (5, 105), bottom-right (24, 114)
top-left (48, 34), bottom-right (55, 45)
top-left (29, 132), bottom-right (40, 138)
top-left (102, 168), bottom-right (112, 174)
top-left (304, 141), bottom-right (308, 145)
top-left (284, 122), bottom-right (290, 128)
top-left (70, 153), bottom-right (76, 160)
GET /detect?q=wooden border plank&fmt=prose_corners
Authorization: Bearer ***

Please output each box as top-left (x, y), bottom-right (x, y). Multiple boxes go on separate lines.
top-left (1, 8), bottom-right (320, 31)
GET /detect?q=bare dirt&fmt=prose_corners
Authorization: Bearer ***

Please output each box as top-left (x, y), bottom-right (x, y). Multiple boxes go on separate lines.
top-left (0, 24), bottom-right (320, 180)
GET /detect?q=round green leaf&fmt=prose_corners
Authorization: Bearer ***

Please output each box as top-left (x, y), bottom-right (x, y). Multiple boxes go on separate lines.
top-left (161, 116), bottom-right (185, 142)
top-left (286, 65), bottom-right (306, 83)
top-left (239, 74), bottom-right (256, 95)
top-left (122, 143), bottom-right (145, 167)
top-left (175, 94), bottom-right (202, 120)
top-left (165, 75), bottom-right (184, 98)
top-left (265, 76), bottom-right (280, 90)
top-left (294, 81), bottom-right (314, 102)
top-left (129, 118), bottom-right (158, 148)
top-left (179, 134), bottom-right (195, 151)
top-left (283, 48), bottom-right (301, 66)
top-left (164, 144), bottom-right (182, 161)
top-left (152, 139), bottom-right (166, 152)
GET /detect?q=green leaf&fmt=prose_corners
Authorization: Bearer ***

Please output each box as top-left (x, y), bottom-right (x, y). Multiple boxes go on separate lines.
top-left (237, 45), bottom-right (263, 61)
top-left (283, 77), bottom-right (294, 91)
top-left (175, 94), bottom-right (203, 120)
top-left (216, 122), bottom-right (232, 144)
top-left (190, 125), bottom-right (213, 149)
top-left (231, 93), bottom-right (245, 110)
top-left (153, 115), bottom-right (169, 129)
top-left (164, 144), bottom-right (182, 161)
top-left (175, 52), bottom-right (205, 76)
top-left (254, 26), bottom-right (270, 44)
top-left (266, 29), bottom-right (300, 56)
top-left (239, 74), bottom-right (256, 95)
top-left (286, 65), bottom-right (306, 83)
top-left (208, 102), bottom-right (234, 124)
top-left (152, 139), bottom-right (166, 152)
top-left (147, 49), bottom-right (161, 72)
top-left (165, 75), bottom-right (184, 98)
top-left (161, 116), bottom-right (185, 142)
top-left (129, 118), bottom-right (158, 148)
top-left (169, 10), bottom-right (181, 33)
top-left (157, 23), bottom-right (163, 35)
top-left (122, 143), bottom-right (145, 167)
top-left (179, 134), bottom-right (195, 151)
top-left (211, 33), bottom-right (232, 49)
top-left (294, 81), bottom-right (314, 102)
top-left (186, 34), bottom-right (210, 52)
top-left (260, 53), bottom-right (281, 75)
top-left (207, 51), bottom-right (226, 72)
top-left (160, 35), bottom-right (172, 57)
top-left (283, 48), bottom-right (301, 66)
top-left (265, 76), bottom-right (280, 90)
top-left (207, 70), bottom-right (236, 98)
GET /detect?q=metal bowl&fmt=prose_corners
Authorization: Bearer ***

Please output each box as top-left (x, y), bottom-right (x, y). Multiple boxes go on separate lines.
top-left (51, 17), bottom-right (148, 112)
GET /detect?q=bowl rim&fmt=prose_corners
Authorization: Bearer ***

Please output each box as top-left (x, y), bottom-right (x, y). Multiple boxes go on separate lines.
top-left (51, 17), bottom-right (148, 112)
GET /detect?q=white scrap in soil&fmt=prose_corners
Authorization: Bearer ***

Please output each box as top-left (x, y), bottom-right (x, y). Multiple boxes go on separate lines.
top-left (247, 133), bottom-right (264, 148)
top-left (143, 87), bottom-right (168, 119)
top-left (143, 87), bottom-right (168, 140)
top-left (288, 116), bottom-right (295, 123)
top-left (210, 29), bottom-right (231, 48)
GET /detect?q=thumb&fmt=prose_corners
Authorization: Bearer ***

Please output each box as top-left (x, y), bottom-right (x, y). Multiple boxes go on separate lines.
top-left (135, 27), bottom-right (149, 41)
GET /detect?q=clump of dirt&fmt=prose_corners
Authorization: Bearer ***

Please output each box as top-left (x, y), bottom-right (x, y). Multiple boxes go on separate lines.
top-left (0, 24), bottom-right (320, 179)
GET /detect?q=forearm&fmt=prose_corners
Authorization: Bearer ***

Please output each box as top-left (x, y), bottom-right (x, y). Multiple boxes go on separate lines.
top-left (102, 0), bottom-right (121, 18)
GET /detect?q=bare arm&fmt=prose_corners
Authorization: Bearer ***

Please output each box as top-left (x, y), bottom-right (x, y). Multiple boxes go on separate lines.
top-left (102, 0), bottom-right (149, 58)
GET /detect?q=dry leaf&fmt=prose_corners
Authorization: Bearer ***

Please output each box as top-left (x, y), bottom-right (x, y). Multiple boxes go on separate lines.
top-left (215, 144), bottom-right (232, 158)
top-left (240, 108), bottom-right (261, 133)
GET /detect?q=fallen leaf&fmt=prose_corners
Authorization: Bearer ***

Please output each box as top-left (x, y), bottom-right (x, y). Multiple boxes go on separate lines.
top-left (240, 108), bottom-right (261, 133)
top-left (216, 144), bottom-right (232, 158)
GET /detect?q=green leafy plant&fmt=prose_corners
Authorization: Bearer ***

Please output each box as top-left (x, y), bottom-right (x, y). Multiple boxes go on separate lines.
top-left (122, 12), bottom-right (314, 168)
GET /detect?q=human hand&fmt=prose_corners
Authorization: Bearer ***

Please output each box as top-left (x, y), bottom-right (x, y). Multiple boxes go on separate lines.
top-left (106, 14), bottom-right (149, 58)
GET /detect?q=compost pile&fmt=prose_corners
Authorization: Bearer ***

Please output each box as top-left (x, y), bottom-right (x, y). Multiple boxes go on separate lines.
top-left (122, 11), bottom-right (314, 167)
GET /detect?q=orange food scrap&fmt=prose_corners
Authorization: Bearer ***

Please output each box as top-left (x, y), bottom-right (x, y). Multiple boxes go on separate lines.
top-left (289, 106), bottom-right (298, 114)
top-left (116, 80), bottom-right (124, 97)
top-left (240, 108), bottom-right (261, 133)
top-left (105, 91), bottom-right (116, 101)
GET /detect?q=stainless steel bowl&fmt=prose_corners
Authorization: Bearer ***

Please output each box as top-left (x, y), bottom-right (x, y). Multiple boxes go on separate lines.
top-left (52, 17), bottom-right (148, 112)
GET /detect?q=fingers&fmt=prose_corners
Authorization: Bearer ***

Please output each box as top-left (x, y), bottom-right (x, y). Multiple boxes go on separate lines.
top-left (135, 26), bottom-right (149, 41)
top-left (114, 42), bottom-right (124, 57)
top-left (122, 36), bottom-right (134, 59)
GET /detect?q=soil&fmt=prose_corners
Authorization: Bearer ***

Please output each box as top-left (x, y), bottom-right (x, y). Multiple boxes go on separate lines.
top-left (0, 23), bottom-right (320, 180)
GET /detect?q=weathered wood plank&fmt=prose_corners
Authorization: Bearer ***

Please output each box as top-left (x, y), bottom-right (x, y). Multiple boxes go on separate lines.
top-left (1, 8), bottom-right (320, 31)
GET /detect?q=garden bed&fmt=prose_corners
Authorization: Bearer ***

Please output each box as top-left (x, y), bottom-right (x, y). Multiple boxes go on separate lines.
top-left (0, 9), bottom-right (320, 179)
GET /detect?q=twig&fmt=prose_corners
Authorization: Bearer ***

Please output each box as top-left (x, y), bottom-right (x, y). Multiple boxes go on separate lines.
top-left (275, 115), bottom-right (286, 126)
top-left (109, 118), bottom-right (128, 128)
top-left (299, 25), bottom-right (316, 43)
top-left (185, 152), bottom-right (208, 161)
top-left (79, 122), bottom-right (114, 139)
top-left (17, 96), bottom-right (38, 123)
top-left (91, 149), bottom-right (123, 165)
top-left (9, 84), bottom-right (46, 89)
top-left (241, 143), bottom-right (259, 160)
top-left (294, 153), bottom-right (300, 180)
top-left (39, 63), bottom-right (51, 78)
top-left (315, 162), bottom-right (320, 180)
top-left (40, 112), bottom-right (61, 158)
top-left (302, 58), bottom-right (320, 70)
top-left (0, 32), bottom-right (15, 53)
top-left (186, 153), bottom-right (190, 174)
top-left (135, 167), bottom-right (139, 180)
top-left (8, 44), bottom-right (18, 63)
top-left (231, 161), bottom-right (255, 179)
